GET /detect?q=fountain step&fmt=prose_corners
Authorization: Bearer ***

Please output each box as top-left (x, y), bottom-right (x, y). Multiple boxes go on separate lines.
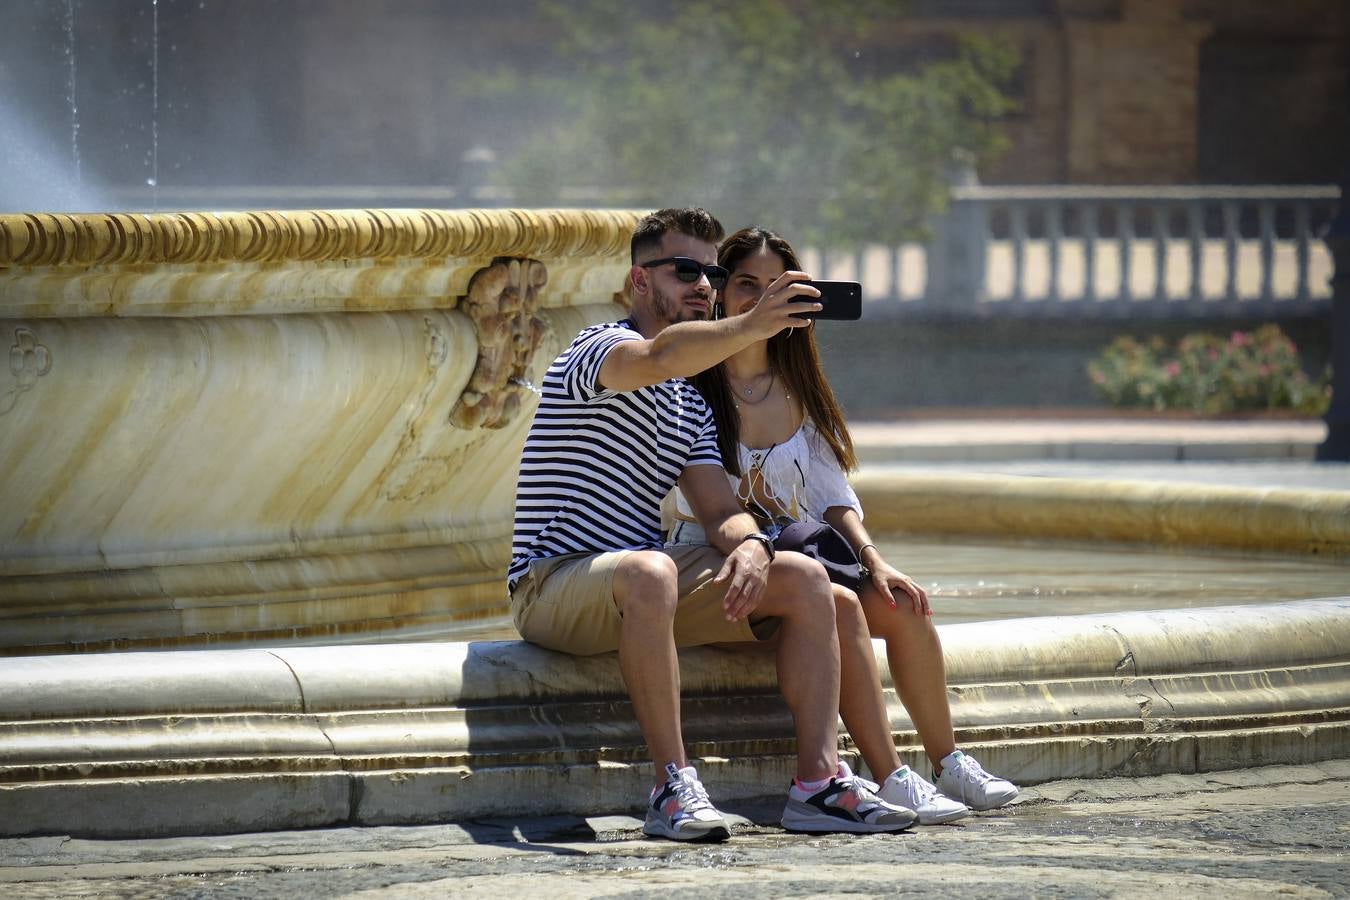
top-left (853, 471), bottom-right (1350, 556)
top-left (0, 599), bottom-right (1346, 838)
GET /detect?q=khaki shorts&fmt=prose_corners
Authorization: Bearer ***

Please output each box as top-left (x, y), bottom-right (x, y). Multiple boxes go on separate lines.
top-left (510, 545), bottom-right (779, 656)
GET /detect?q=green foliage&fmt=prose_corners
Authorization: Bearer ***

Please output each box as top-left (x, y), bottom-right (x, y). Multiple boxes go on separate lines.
top-left (1087, 325), bottom-right (1331, 415)
top-left (471, 0), bottom-right (1019, 246)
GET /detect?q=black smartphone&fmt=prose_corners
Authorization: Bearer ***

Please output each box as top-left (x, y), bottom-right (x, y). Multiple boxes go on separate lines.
top-left (791, 280), bottom-right (862, 320)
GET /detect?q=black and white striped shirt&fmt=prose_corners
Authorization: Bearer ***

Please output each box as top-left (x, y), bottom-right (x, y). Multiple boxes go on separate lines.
top-left (508, 319), bottom-right (722, 591)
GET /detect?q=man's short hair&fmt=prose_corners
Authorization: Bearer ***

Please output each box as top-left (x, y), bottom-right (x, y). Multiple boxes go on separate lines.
top-left (631, 207), bottom-right (725, 263)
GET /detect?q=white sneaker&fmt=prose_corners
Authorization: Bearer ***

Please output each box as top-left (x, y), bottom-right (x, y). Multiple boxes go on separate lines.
top-left (877, 765), bottom-right (969, 824)
top-left (935, 750), bottom-right (1019, 811)
top-left (781, 762), bottom-right (918, 833)
top-left (642, 763), bottom-right (731, 842)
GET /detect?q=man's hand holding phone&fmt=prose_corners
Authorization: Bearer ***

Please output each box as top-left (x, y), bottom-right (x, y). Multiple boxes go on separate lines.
top-left (790, 280), bottom-right (862, 320)
top-left (741, 271), bottom-right (822, 339)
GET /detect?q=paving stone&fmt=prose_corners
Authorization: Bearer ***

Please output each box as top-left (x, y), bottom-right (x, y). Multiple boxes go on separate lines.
top-left (2, 762), bottom-right (1345, 898)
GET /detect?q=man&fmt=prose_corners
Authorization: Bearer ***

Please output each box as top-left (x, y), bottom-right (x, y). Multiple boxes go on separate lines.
top-left (508, 208), bottom-right (915, 840)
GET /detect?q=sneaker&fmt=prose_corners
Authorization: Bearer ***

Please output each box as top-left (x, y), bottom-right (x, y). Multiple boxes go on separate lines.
top-left (781, 762), bottom-right (918, 834)
top-left (934, 750), bottom-right (1019, 811)
top-left (877, 765), bottom-right (970, 824)
top-left (642, 763), bottom-right (731, 842)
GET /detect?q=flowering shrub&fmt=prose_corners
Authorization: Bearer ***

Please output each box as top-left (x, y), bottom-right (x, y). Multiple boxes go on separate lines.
top-left (1087, 325), bottom-right (1330, 415)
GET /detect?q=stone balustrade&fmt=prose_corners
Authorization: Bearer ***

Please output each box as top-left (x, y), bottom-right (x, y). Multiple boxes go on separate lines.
top-left (813, 184), bottom-right (1339, 319)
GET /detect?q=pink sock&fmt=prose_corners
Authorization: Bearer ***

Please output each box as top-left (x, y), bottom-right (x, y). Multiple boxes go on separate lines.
top-left (795, 763), bottom-right (846, 792)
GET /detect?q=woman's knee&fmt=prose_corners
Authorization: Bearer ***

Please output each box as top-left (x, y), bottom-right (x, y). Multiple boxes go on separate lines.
top-left (863, 590), bottom-right (942, 643)
top-left (831, 584), bottom-right (864, 619)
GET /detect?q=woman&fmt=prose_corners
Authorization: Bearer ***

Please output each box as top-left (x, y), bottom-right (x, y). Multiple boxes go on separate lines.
top-left (669, 226), bottom-right (1018, 824)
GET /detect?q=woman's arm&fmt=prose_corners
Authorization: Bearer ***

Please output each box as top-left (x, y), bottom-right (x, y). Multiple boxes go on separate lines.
top-left (824, 505), bottom-right (930, 617)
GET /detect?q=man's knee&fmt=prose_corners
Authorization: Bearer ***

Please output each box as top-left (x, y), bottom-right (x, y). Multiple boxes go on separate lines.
top-left (770, 551), bottom-right (834, 614)
top-left (613, 550), bottom-right (680, 618)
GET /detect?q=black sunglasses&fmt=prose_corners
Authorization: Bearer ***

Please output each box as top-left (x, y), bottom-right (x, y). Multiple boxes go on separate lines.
top-left (638, 256), bottom-right (729, 290)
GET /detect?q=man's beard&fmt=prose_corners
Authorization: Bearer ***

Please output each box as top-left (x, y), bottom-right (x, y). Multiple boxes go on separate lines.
top-left (652, 284), bottom-right (710, 325)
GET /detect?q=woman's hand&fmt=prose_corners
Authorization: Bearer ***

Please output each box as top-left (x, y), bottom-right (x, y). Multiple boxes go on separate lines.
top-left (869, 558), bottom-right (931, 617)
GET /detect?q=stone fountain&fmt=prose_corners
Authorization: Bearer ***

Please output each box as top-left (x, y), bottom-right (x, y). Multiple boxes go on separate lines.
top-left (1, 208), bottom-right (1347, 838)
top-left (0, 208), bottom-right (636, 651)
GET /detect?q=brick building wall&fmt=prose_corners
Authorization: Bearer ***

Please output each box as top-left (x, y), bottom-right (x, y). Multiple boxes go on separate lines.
top-left (894, 0), bottom-right (1348, 185)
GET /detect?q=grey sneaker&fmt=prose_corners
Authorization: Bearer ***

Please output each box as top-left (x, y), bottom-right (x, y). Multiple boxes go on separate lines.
top-left (642, 763), bottom-right (731, 842)
top-left (935, 750), bottom-right (1019, 811)
top-left (781, 762), bottom-right (918, 834)
top-left (878, 765), bottom-right (970, 824)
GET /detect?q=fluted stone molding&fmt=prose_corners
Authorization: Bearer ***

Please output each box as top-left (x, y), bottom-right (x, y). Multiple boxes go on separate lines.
top-left (0, 598), bottom-right (1344, 838)
top-left (853, 471), bottom-right (1350, 557)
top-left (0, 209), bottom-right (642, 652)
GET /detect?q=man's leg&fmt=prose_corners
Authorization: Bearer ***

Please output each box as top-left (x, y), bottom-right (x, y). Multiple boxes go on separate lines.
top-left (612, 550), bottom-right (687, 785)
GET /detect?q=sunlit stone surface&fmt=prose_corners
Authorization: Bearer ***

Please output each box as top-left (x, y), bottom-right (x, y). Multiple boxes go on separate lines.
top-left (0, 599), bottom-right (1345, 837)
top-left (0, 209), bottom-right (638, 652)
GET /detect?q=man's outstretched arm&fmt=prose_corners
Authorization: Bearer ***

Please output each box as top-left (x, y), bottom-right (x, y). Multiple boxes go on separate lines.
top-left (598, 272), bottom-right (820, 392)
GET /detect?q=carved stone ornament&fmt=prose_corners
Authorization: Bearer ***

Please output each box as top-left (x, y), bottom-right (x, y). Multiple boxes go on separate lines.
top-left (1, 326), bottom-right (52, 416)
top-left (450, 258), bottom-right (548, 429)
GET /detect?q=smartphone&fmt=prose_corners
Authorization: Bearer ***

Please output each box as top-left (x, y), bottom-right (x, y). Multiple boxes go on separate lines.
top-left (791, 280), bottom-right (862, 320)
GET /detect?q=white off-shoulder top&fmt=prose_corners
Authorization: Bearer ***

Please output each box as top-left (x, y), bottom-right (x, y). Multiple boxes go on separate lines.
top-left (672, 418), bottom-right (861, 527)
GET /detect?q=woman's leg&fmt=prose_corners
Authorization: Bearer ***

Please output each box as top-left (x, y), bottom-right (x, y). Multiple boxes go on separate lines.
top-left (858, 581), bottom-right (957, 770)
top-left (831, 584), bottom-right (903, 781)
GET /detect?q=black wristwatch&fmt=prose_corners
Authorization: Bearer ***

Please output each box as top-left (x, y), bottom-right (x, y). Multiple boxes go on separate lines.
top-left (741, 531), bottom-right (775, 561)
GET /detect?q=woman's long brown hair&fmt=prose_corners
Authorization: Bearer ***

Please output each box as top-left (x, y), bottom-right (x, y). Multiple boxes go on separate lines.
top-left (693, 226), bottom-right (857, 478)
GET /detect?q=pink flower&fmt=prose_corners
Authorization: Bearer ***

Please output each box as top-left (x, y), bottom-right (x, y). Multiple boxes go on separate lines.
top-left (1231, 331), bottom-right (1250, 347)
top-left (1258, 364), bottom-right (1271, 376)
top-left (1208, 349), bottom-right (1219, 361)
top-left (1164, 362), bottom-right (1181, 378)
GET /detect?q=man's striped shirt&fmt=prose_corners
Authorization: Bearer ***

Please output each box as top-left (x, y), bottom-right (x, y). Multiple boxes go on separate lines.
top-left (508, 319), bottom-right (722, 591)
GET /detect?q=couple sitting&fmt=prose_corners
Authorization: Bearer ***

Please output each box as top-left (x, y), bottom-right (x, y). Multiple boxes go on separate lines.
top-left (507, 207), bottom-right (1016, 841)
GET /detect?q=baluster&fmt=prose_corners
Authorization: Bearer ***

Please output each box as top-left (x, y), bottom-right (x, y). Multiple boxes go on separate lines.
top-left (1223, 202), bottom-right (1239, 302)
top-left (975, 200), bottom-right (991, 303)
top-left (1295, 202), bottom-right (1312, 303)
top-left (1119, 203), bottom-right (1135, 300)
top-left (1258, 202), bottom-right (1275, 302)
top-left (1188, 203), bottom-right (1204, 301)
top-left (1010, 204), bottom-right (1027, 303)
top-left (890, 244), bottom-right (903, 303)
top-left (1083, 203), bottom-right (1098, 302)
top-left (1153, 204), bottom-right (1168, 301)
top-left (1047, 202), bottom-right (1063, 302)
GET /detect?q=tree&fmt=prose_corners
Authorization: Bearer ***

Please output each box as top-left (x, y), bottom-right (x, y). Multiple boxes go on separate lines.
top-left (474, 0), bottom-right (1019, 248)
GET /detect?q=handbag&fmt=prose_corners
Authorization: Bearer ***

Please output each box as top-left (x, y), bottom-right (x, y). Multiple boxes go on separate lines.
top-left (771, 520), bottom-right (864, 591)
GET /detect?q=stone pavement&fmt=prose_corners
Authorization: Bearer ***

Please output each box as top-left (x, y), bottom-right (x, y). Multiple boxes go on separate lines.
top-left (2, 761), bottom-right (1347, 898)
